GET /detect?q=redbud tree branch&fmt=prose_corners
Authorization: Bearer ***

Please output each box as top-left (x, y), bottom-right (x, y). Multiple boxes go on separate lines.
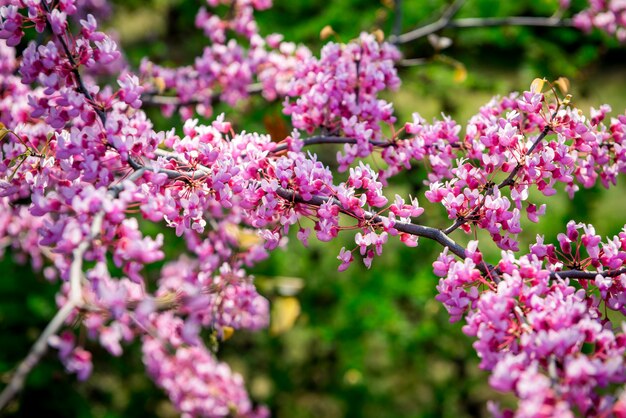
top-left (443, 122), bottom-right (553, 235)
top-left (0, 165), bottom-right (147, 411)
top-left (274, 186), bottom-right (626, 283)
top-left (392, 0), bottom-right (404, 42)
top-left (389, 0), bottom-right (464, 44)
top-left (275, 187), bottom-right (470, 259)
top-left (0, 209), bottom-right (107, 411)
top-left (0, 5), bottom-right (149, 408)
top-left (157, 138), bottom-right (622, 285)
top-left (0, 4), bottom-right (617, 410)
top-left (550, 268), bottom-right (626, 281)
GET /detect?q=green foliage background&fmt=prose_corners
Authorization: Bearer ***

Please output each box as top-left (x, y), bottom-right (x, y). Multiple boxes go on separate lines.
top-left (1, 1), bottom-right (626, 417)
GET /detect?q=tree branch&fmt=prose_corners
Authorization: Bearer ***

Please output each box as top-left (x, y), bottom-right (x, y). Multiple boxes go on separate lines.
top-left (444, 123), bottom-right (552, 235)
top-left (550, 268), bottom-right (626, 281)
top-left (389, 0), bottom-right (466, 44)
top-left (274, 187), bottom-right (493, 274)
top-left (0, 208), bottom-right (109, 410)
top-left (275, 187), bottom-right (626, 284)
top-left (391, 0), bottom-right (404, 43)
top-left (449, 16), bottom-right (573, 31)
top-left (0, 301), bottom-right (77, 410)
top-left (394, 14), bottom-right (573, 44)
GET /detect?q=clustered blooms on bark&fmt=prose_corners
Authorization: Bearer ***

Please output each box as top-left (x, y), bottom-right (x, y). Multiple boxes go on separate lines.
top-left (1, 0), bottom-right (626, 417)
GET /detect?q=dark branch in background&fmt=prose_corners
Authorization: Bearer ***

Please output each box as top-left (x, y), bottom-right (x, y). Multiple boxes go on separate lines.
top-left (0, 302), bottom-right (78, 409)
top-left (389, 0), bottom-right (466, 44)
top-left (449, 16), bottom-right (573, 31)
top-left (391, 0), bottom-right (403, 44)
top-left (399, 57), bottom-right (428, 67)
top-left (141, 83), bottom-right (263, 109)
top-left (391, 0), bottom-right (573, 45)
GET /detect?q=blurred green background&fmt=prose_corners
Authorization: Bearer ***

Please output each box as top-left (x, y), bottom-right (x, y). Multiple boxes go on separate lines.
top-left (2, 0), bottom-right (626, 417)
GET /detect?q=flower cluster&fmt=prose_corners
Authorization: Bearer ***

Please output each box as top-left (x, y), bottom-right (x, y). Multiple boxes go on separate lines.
top-left (196, 0), bottom-right (272, 44)
top-left (433, 219), bottom-right (626, 416)
top-left (574, 0), bottom-right (626, 42)
top-left (0, 2), bottom-right (278, 415)
top-left (142, 313), bottom-right (269, 418)
top-left (2, 0), bottom-right (626, 417)
top-left (283, 33), bottom-right (400, 170)
top-left (140, 0), bottom-right (309, 119)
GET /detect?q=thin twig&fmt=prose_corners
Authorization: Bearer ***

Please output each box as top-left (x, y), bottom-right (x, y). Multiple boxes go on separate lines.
top-left (0, 168), bottom-right (146, 410)
top-left (0, 209), bottom-right (107, 410)
top-left (0, 301), bottom-right (78, 410)
top-left (41, 2), bottom-right (106, 125)
top-left (274, 187), bottom-right (496, 276)
top-left (450, 16), bottom-right (573, 30)
top-left (399, 57), bottom-right (428, 67)
top-left (390, 0), bottom-right (466, 44)
top-left (444, 123), bottom-right (552, 235)
top-left (392, 0), bottom-right (403, 44)
top-left (498, 124), bottom-right (551, 190)
top-left (394, 14), bottom-right (572, 44)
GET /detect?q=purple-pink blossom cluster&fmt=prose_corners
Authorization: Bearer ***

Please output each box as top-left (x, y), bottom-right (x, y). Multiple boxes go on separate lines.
top-left (283, 33), bottom-right (400, 171)
top-left (574, 0), bottom-right (626, 42)
top-left (531, 220), bottom-right (626, 314)
top-left (195, 0), bottom-right (272, 44)
top-left (139, 0), bottom-right (310, 119)
top-left (434, 221), bottom-right (626, 415)
top-left (0, 1), bottom-right (278, 415)
top-left (142, 312), bottom-right (269, 418)
top-left (417, 92), bottom-right (626, 251)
